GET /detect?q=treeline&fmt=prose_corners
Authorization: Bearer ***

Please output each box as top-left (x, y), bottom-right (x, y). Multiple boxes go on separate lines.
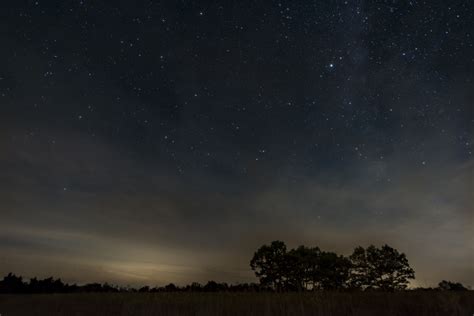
top-left (0, 241), bottom-right (470, 294)
top-left (0, 273), bottom-right (468, 294)
top-left (250, 241), bottom-right (470, 291)
top-left (0, 272), bottom-right (469, 294)
top-left (0, 273), bottom-right (266, 294)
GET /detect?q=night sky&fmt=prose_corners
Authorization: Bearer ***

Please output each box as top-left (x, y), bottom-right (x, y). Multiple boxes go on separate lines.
top-left (1, 0), bottom-right (473, 287)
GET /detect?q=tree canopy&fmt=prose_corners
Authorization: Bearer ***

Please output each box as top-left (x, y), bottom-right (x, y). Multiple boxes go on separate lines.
top-left (250, 241), bottom-right (416, 291)
top-left (349, 245), bottom-right (415, 290)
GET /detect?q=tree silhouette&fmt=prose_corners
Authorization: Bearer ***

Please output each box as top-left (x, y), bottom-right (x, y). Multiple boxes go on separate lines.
top-left (250, 242), bottom-right (353, 291)
top-left (164, 283), bottom-right (178, 291)
top-left (250, 240), bottom-right (288, 291)
top-left (285, 245), bottom-right (319, 291)
top-left (316, 251), bottom-right (351, 290)
top-left (438, 280), bottom-right (468, 291)
top-left (0, 243), bottom-right (421, 293)
top-left (0, 273), bottom-right (26, 293)
top-left (347, 246), bottom-right (369, 289)
top-left (349, 245), bottom-right (415, 290)
top-left (251, 242), bottom-right (416, 291)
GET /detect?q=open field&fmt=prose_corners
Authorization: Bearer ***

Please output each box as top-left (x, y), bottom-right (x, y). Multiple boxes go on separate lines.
top-left (0, 291), bottom-right (473, 316)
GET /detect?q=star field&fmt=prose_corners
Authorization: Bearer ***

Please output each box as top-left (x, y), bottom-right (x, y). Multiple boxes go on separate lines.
top-left (0, 0), bottom-right (472, 286)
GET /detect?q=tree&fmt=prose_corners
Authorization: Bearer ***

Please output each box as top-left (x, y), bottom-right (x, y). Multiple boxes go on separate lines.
top-left (0, 273), bottom-right (26, 293)
top-left (139, 286), bottom-right (150, 292)
top-left (349, 245), bottom-right (415, 290)
top-left (164, 283), bottom-right (178, 291)
top-left (250, 242), bottom-right (352, 291)
top-left (285, 245), bottom-right (319, 291)
top-left (348, 246), bottom-right (370, 289)
top-left (315, 251), bottom-right (351, 290)
top-left (250, 240), bottom-right (288, 290)
top-left (203, 281), bottom-right (228, 292)
top-left (438, 280), bottom-right (468, 291)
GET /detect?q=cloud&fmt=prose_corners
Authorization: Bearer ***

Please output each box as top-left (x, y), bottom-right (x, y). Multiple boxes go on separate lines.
top-left (0, 124), bottom-right (472, 286)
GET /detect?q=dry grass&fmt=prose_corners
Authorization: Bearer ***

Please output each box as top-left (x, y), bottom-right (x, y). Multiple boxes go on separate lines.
top-left (0, 291), bottom-right (473, 316)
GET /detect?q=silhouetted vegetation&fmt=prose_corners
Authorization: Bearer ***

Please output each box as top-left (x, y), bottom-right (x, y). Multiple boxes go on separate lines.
top-left (437, 280), bottom-right (469, 291)
top-left (348, 244), bottom-right (415, 290)
top-left (0, 273), bottom-right (116, 294)
top-left (250, 241), bottom-right (416, 291)
top-left (0, 241), bottom-right (469, 295)
top-left (0, 241), bottom-right (471, 316)
top-left (0, 272), bottom-right (265, 294)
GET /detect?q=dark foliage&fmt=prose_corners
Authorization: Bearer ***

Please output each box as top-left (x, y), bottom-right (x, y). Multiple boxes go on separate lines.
top-left (437, 280), bottom-right (469, 291)
top-left (0, 273), bottom-right (122, 294)
top-left (250, 241), bottom-right (417, 291)
top-left (0, 273), bottom-right (26, 293)
top-left (0, 273), bottom-right (263, 294)
top-left (348, 244), bottom-right (415, 290)
top-left (250, 240), bottom-right (288, 291)
top-left (0, 243), bottom-right (468, 294)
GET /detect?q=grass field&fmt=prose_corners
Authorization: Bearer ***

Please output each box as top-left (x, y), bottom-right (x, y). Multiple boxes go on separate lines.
top-left (0, 291), bottom-right (473, 316)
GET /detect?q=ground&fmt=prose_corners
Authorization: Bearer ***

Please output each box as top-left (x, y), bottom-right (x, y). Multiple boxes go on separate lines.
top-left (0, 291), bottom-right (473, 315)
